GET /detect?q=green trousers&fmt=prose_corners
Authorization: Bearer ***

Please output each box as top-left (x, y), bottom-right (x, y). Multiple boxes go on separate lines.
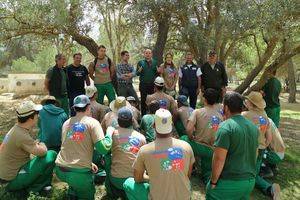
top-left (265, 150), bottom-right (283, 165)
top-left (175, 120), bottom-right (187, 137)
top-left (206, 178), bottom-right (255, 200)
top-left (56, 96), bottom-right (69, 117)
top-left (55, 166), bottom-right (95, 200)
top-left (6, 150), bottom-right (57, 193)
top-left (265, 107), bottom-right (280, 128)
top-left (255, 149), bottom-right (272, 194)
top-left (123, 177), bottom-right (149, 200)
top-left (181, 135), bottom-right (213, 184)
top-left (95, 82), bottom-right (116, 104)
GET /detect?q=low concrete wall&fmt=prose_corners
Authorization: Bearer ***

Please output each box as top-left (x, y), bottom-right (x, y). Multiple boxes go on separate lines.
top-left (0, 74), bottom-right (46, 95)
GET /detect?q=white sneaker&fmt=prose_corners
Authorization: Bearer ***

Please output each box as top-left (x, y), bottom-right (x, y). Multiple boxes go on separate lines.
top-left (271, 183), bottom-right (281, 200)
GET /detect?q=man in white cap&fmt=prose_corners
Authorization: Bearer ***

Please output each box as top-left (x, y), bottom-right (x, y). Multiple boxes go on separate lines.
top-left (146, 76), bottom-right (177, 115)
top-left (85, 85), bottom-right (110, 123)
top-left (242, 91), bottom-right (280, 199)
top-left (0, 101), bottom-right (57, 193)
top-left (123, 109), bottom-right (195, 200)
top-left (55, 95), bottom-right (113, 200)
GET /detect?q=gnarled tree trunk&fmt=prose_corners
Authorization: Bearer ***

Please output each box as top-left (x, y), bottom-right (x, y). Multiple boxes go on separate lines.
top-left (288, 58), bottom-right (297, 103)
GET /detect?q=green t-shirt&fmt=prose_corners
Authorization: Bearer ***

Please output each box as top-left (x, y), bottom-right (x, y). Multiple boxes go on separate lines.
top-left (262, 77), bottom-right (282, 108)
top-left (140, 114), bottom-right (155, 143)
top-left (136, 59), bottom-right (158, 84)
top-left (214, 115), bottom-right (259, 180)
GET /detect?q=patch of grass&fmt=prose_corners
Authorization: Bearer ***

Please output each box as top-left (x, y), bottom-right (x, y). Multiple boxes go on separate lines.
top-left (281, 109), bottom-right (300, 120)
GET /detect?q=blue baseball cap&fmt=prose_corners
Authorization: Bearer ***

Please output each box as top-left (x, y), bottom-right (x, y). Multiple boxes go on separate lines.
top-left (73, 95), bottom-right (91, 108)
top-left (118, 107), bottom-right (133, 121)
top-left (177, 95), bottom-right (189, 106)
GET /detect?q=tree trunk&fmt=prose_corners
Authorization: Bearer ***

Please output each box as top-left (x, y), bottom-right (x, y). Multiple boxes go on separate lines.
top-left (70, 32), bottom-right (98, 57)
top-left (153, 15), bottom-right (170, 65)
top-left (235, 37), bottom-right (278, 94)
top-left (244, 44), bottom-right (300, 95)
top-left (288, 58), bottom-right (297, 103)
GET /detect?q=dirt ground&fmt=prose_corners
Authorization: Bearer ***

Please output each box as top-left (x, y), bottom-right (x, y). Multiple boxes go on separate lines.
top-left (0, 93), bottom-right (299, 200)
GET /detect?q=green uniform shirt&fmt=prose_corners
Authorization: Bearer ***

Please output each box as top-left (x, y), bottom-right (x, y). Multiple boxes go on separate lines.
top-left (136, 59), bottom-right (158, 84)
top-left (214, 115), bottom-right (259, 180)
top-left (262, 77), bottom-right (282, 108)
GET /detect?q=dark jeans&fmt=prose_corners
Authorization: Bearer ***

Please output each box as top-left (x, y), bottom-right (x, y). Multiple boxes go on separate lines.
top-left (69, 91), bottom-right (84, 117)
top-left (180, 86), bottom-right (198, 109)
top-left (139, 83), bottom-right (154, 116)
top-left (118, 83), bottom-right (139, 103)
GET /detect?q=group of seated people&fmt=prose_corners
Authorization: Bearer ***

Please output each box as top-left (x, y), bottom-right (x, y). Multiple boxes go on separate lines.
top-left (0, 76), bottom-right (285, 200)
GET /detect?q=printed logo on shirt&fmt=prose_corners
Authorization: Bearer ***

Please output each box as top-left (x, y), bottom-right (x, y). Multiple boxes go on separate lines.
top-left (0, 134), bottom-right (9, 151)
top-left (152, 147), bottom-right (185, 171)
top-left (74, 71), bottom-right (85, 77)
top-left (167, 67), bottom-right (176, 78)
top-left (66, 122), bottom-right (87, 143)
top-left (253, 116), bottom-right (268, 133)
top-left (218, 108), bottom-right (224, 117)
top-left (118, 136), bottom-right (141, 154)
top-left (159, 99), bottom-right (168, 109)
top-left (97, 63), bottom-right (109, 73)
top-left (188, 107), bottom-right (194, 116)
top-left (209, 116), bottom-right (221, 131)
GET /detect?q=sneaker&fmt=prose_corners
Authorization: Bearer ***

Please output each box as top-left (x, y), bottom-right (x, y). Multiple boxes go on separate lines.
top-left (271, 183), bottom-right (281, 200)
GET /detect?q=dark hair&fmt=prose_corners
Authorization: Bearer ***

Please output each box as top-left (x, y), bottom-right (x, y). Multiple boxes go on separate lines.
top-left (118, 118), bottom-right (132, 128)
top-left (74, 105), bottom-right (89, 113)
top-left (73, 52), bottom-right (82, 58)
top-left (17, 111), bottom-right (38, 123)
top-left (203, 88), bottom-right (219, 105)
top-left (223, 92), bottom-right (243, 113)
top-left (121, 50), bottom-right (129, 56)
top-left (97, 45), bottom-right (106, 50)
top-left (55, 53), bottom-right (64, 62)
top-left (186, 52), bottom-right (193, 56)
top-left (155, 85), bottom-right (164, 91)
top-left (43, 99), bottom-right (60, 107)
top-left (164, 52), bottom-right (175, 68)
top-left (148, 100), bottom-right (160, 114)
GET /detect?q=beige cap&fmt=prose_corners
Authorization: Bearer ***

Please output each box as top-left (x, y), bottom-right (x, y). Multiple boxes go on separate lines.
top-left (85, 85), bottom-right (98, 98)
top-left (245, 91), bottom-right (266, 110)
top-left (109, 96), bottom-right (131, 113)
top-left (155, 108), bottom-right (172, 134)
top-left (41, 95), bottom-right (58, 105)
top-left (16, 101), bottom-right (43, 117)
top-left (154, 76), bottom-right (165, 87)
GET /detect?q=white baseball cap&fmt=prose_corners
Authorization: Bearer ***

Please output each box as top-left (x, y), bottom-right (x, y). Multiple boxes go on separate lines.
top-left (154, 76), bottom-right (165, 87)
top-left (155, 108), bottom-right (172, 134)
top-left (85, 85), bottom-right (98, 98)
top-left (16, 101), bottom-right (43, 117)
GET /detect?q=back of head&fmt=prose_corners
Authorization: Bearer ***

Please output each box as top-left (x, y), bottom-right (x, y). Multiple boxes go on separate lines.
top-left (117, 107), bottom-right (133, 128)
top-left (223, 92), bottom-right (243, 114)
top-left (148, 100), bottom-right (160, 114)
top-left (203, 88), bottom-right (219, 105)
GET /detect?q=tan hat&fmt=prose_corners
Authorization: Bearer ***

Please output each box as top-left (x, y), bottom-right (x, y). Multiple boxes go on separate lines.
top-left (245, 91), bottom-right (266, 110)
top-left (154, 76), bottom-right (164, 87)
top-left (41, 95), bottom-right (58, 105)
top-left (109, 96), bottom-right (130, 113)
top-left (155, 108), bottom-right (172, 134)
top-left (85, 85), bottom-right (98, 98)
top-left (16, 101), bottom-right (43, 117)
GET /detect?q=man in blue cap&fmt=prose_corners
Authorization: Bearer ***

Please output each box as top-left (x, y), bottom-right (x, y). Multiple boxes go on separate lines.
top-left (174, 95), bottom-right (194, 137)
top-left (55, 95), bottom-right (113, 200)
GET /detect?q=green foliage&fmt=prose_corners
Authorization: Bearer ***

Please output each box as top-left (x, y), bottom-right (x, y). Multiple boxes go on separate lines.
top-left (11, 57), bottom-right (38, 73)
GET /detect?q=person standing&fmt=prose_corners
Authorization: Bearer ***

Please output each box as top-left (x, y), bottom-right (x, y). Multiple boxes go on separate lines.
top-left (182, 88), bottom-right (223, 184)
top-left (55, 95), bottom-right (113, 200)
top-left (116, 51), bottom-right (139, 103)
top-left (201, 50), bottom-right (228, 102)
top-left (66, 53), bottom-right (90, 116)
top-left (0, 101), bottom-right (57, 193)
top-left (45, 53), bottom-right (69, 116)
top-left (123, 109), bottom-right (195, 200)
top-left (262, 70), bottom-right (282, 127)
top-left (136, 49), bottom-right (159, 116)
top-left (38, 96), bottom-right (68, 153)
top-left (206, 92), bottom-right (258, 199)
top-left (159, 52), bottom-right (178, 98)
top-left (88, 45), bottom-right (116, 104)
top-left (179, 52), bottom-right (202, 109)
